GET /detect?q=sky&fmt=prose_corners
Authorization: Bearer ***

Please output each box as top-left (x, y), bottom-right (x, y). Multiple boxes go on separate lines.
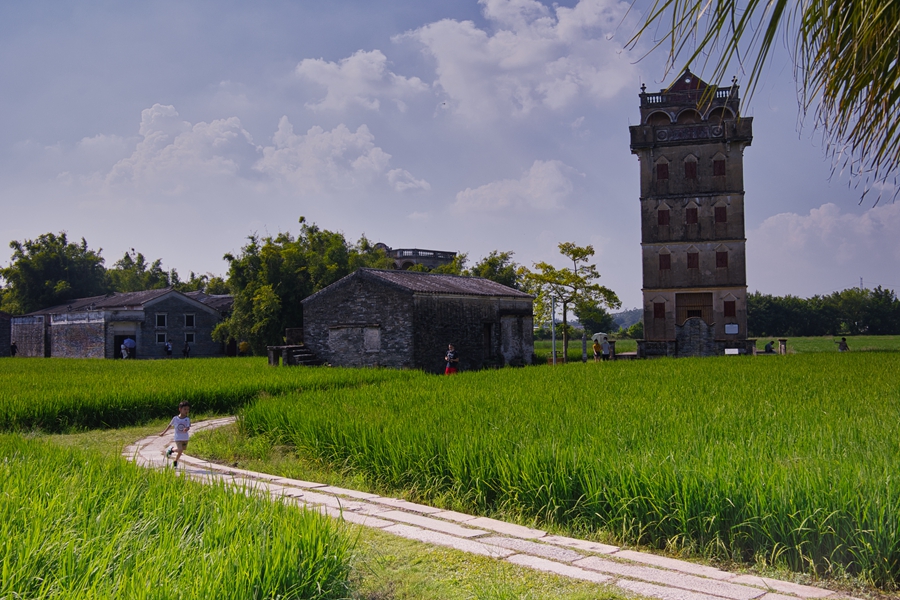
top-left (1, 0), bottom-right (898, 310)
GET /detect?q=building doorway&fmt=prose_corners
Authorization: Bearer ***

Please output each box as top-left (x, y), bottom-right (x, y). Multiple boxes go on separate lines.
top-left (114, 335), bottom-right (136, 359)
top-left (675, 292), bottom-right (713, 325)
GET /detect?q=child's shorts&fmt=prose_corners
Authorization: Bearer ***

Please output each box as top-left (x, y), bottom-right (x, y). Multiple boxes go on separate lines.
top-left (174, 441), bottom-right (189, 451)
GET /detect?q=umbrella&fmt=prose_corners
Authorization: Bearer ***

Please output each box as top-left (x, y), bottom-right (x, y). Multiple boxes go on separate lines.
top-left (123, 338), bottom-right (136, 348)
top-left (591, 333), bottom-right (608, 342)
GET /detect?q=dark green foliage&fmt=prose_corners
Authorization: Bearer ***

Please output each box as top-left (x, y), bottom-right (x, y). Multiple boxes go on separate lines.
top-left (106, 251), bottom-right (172, 292)
top-left (573, 301), bottom-right (616, 335)
top-left (0, 232), bottom-right (108, 314)
top-left (469, 250), bottom-right (522, 289)
top-left (748, 287), bottom-right (900, 337)
top-left (212, 218), bottom-right (393, 354)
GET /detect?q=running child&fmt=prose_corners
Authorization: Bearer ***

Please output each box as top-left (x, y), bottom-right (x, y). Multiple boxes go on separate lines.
top-left (159, 401), bottom-right (191, 468)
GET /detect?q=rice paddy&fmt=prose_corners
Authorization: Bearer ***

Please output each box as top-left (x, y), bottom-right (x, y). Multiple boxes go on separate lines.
top-left (0, 434), bottom-right (353, 599)
top-left (3, 350), bottom-right (899, 587)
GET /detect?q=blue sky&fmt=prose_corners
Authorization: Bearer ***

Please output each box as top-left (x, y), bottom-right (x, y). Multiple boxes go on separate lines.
top-left (1, 0), bottom-right (897, 309)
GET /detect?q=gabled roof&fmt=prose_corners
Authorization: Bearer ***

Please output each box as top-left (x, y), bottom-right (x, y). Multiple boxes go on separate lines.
top-left (665, 68), bottom-right (711, 93)
top-left (304, 268), bottom-right (532, 303)
top-left (185, 291), bottom-right (234, 313)
top-left (25, 288), bottom-right (227, 316)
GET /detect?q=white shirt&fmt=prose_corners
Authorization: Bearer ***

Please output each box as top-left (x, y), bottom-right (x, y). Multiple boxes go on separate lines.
top-left (170, 416), bottom-right (191, 441)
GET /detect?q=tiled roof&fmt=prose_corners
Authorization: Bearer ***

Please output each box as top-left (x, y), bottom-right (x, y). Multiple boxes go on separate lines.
top-left (360, 268), bottom-right (532, 298)
top-left (27, 288), bottom-right (175, 316)
top-left (185, 291), bottom-right (234, 313)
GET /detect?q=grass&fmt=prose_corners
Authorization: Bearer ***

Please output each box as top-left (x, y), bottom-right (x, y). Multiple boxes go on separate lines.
top-left (234, 353), bottom-right (900, 587)
top-left (37, 425), bottom-right (627, 600)
top-left (0, 433), bottom-right (353, 599)
top-left (0, 357), bottom-right (407, 432)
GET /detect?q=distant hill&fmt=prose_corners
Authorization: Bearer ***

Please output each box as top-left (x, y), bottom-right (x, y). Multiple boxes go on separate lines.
top-left (612, 307), bottom-right (642, 329)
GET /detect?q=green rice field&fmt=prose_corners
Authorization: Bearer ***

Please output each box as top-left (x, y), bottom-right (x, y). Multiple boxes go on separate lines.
top-left (236, 353), bottom-right (900, 586)
top-left (2, 346), bottom-right (900, 587)
top-left (0, 434), bottom-right (353, 599)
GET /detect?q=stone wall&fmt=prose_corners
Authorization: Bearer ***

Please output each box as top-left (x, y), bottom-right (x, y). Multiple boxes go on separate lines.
top-left (303, 277), bottom-right (415, 368)
top-left (50, 313), bottom-right (106, 358)
top-left (10, 316), bottom-right (48, 357)
top-left (138, 297), bottom-right (225, 359)
top-left (0, 314), bottom-right (10, 357)
top-left (674, 317), bottom-right (717, 357)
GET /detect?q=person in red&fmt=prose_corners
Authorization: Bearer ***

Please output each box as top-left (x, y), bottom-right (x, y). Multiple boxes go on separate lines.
top-left (444, 343), bottom-right (459, 374)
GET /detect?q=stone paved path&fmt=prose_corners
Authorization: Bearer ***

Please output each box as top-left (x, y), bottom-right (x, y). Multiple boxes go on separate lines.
top-left (125, 418), bottom-right (855, 600)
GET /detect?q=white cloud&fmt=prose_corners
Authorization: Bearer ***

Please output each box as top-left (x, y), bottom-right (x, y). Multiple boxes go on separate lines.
top-left (387, 168), bottom-right (431, 192)
top-left (453, 159), bottom-right (578, 212)
top-left (749, 202), bottom-right (900, 294)
top-left (105, 104), bottom-right (257, 190)
top-left (402, 0), bottom-right (635, 121)
top-left (254, 117), bottom-right (428, 194)
top-left (296, 49), bottom-right (429, 112)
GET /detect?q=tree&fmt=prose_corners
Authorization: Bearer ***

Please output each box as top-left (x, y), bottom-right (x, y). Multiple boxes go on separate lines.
top-left (213, 218), bottom-right (393, 354)
top-left (524, 242), bottom-right (620, 362)
top-left (0, 232), bottom-right (108, 314)
top-left (469, 250), bottom-right (523, 289)
top-left (632, 0), bottom-right (900, 194)
top-left (106, 251), bottom-right (172, 292)
top-left (573, 300), bottom-right (616, 336)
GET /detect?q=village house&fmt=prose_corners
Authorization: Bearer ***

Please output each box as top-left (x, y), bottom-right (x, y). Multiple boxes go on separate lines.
top-left (10, 289), bottom-right (232, 359)
top-left (630, 70), bottom-right (755, 357)
top-left (302, 269), bottom-right (534, 373)
top-left (373, 243), bottom-right (457, 271)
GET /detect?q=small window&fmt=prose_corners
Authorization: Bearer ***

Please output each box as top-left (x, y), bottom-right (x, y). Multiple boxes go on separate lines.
top-left (715, 206), bottom-right (727, 223)
top-left (713, 159), bottom-right (726, 176)
top-left (654, 302), bottom-right (666, 319)
top-left (716, 251), bottom-right (729, 268)
top-left (185, 333), bottom-right (196, 344)
top-left (659, 253), bottom-right (671, 270)
top-left (156, 314), bottom-right (167, 328)
top-left (656, 163), bottom-right (669, 180)
top-left (724, 301), bottom-right (736, 317)
top-left (685, 207), bottom-right (698, 224)
top-left (657, 209), bottom-right (670, 226)
top-left (687, 252), bottom-right (699, 269)
top-left (156, 333), bottom-right (167, 343)
top-left (184, 314), bottom-right (195, 328)
top-left (684, 161), bottom-right (697, 180)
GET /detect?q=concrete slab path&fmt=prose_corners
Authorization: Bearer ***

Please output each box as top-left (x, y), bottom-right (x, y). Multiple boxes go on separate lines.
top-left (125, 418), bottom-right (856, 600)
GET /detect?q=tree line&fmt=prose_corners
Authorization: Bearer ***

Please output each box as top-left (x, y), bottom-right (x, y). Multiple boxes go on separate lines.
top-left (748, 288), bottom-right (900, 337)
top-left (0, 220), bottom-right (621, 357)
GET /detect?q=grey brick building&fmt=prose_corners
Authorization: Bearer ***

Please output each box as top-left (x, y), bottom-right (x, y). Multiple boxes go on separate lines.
top-left (302, 269), bottom-right (534, 372)
top-left (629, 70), bottom-right (755, 357)
top-left (10, 289), bottom-right (232, 359)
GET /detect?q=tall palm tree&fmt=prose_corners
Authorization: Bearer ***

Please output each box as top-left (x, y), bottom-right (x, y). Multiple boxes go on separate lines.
top-left (630, 0), bottom-right (900, 200)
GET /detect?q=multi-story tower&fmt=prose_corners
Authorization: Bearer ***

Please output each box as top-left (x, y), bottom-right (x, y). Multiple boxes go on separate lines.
top-left (629, 70), bottom-right (755, 357)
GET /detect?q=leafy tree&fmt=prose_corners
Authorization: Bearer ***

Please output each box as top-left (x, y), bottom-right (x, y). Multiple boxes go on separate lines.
top-left (633, 0), bottom-right (900, 193)
top-left (469, 250), bottom-right (523, 289)
top-left (213, 218), bottom-right (393, 354)
top-left (626, 320), bottom-right (644, 339)
top-left (573, 300), bottom-right (616, 335)
top-left (524, 242), bottom-right (620, 362)
top-left (107, 251), bottom-right (172, 292)
top-left (0, 232), bottom-right (108, 314)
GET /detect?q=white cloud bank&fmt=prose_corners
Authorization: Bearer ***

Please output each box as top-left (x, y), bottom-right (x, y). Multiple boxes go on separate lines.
top-left (453, 159), bottom-right (578, 212)
top-left (90, 105), bottom-right (427, 196)
top-left (749, 202), bottom-right (900, 294)
top-left (403, 0), bottom-right (636, 120)
top-left (296, 49), bottom-right (429, 112)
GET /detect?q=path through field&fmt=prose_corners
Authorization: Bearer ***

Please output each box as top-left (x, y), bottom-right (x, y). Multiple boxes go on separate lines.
top-left (126, 418), bottom-right (855, 600)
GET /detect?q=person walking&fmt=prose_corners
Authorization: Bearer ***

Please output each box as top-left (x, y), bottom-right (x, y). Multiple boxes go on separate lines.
top-left (592, 339), bottom-right (601, 362)
top-left (836, 337), bottom-right (850, 352)
top-left (164, 340), bottom-right (173, 358)
top-left (444, 343), bottom-right (459, 375)
top-left (159, 401), bottom-right (191, 468)
top-left (10, 341), bottom-right (17, 357)
top-left (182, 341), bottom-right (191, 358)
top-left (601, 337), bottom-right (611, 361)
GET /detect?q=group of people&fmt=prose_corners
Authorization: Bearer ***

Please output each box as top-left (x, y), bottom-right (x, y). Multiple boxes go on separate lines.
top-left (118, 340), bottom-right (191, 359)
top-left (591, 337), bottom-right (611, 362)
